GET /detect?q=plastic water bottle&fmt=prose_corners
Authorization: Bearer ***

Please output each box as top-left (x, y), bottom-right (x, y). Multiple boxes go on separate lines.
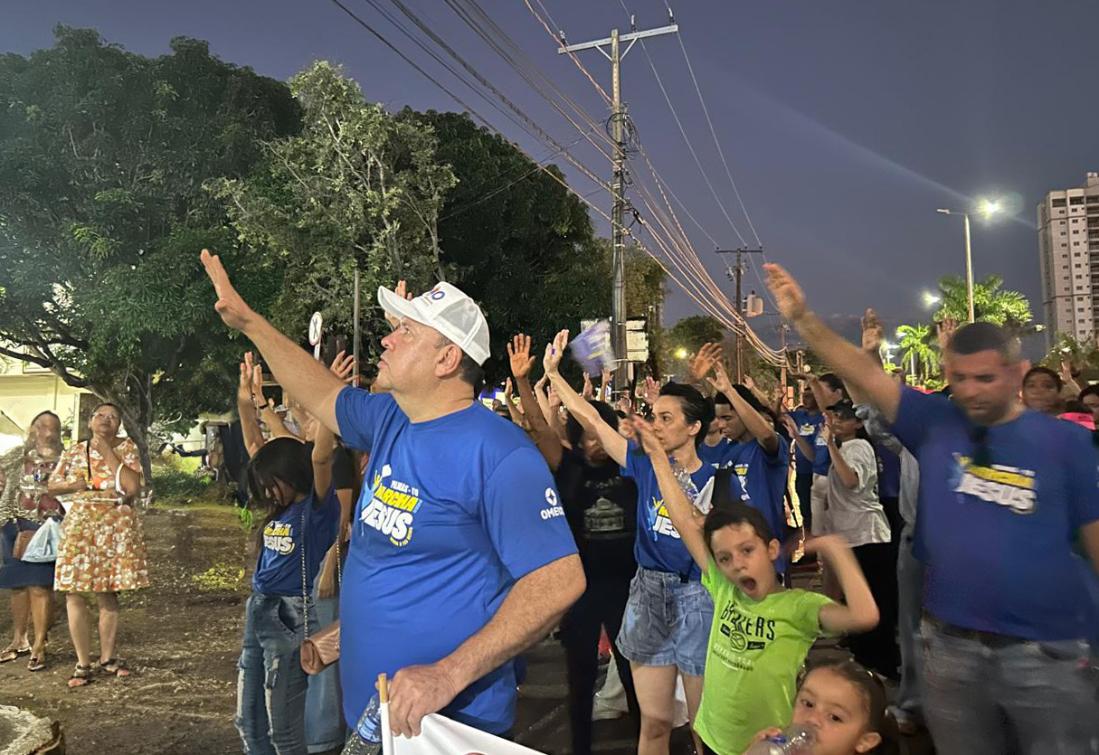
top-left (743, 725), bottom-right (817, 755)
top-left (341, 694), bottom-right (382, 755)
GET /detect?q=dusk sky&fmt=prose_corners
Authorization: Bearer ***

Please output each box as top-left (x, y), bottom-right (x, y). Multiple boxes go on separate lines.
top-left (5, 0), bottom-right (1098, 352)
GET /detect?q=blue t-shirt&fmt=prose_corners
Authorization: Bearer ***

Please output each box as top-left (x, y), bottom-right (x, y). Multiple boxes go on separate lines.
top-left (699, 438), bottom-right (733, 468)
top-left (621, 442), bottom-right (717, 581)
top-left (252, 487), bottom-right (340, 596)
top-left (788, 409), bottom-right (825, 475)
top-left (892, 387), bottom-right (1099, 640)
top-left (335, 389), bottom-right (578, 734)
top-left (718, 437), bottom-right (792, 571)
top-left (811, 432), bottom-right (831, 476)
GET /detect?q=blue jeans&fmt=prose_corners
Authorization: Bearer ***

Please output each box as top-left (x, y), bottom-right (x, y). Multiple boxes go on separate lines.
top-left (921, 618), bottom-right (1099, 754)
top-left (892, 523), bottom-right (925, 721)
top-left (235, 594), bottom-right (314, 755)
top-left (616, 567), bottom-right (713, 676)
top-left (305, 591), bottom-right (343, 753)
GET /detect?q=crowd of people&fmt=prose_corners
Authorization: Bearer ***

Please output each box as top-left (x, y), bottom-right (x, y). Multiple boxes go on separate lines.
top-left (0, 249), bottom-right (1096, 755)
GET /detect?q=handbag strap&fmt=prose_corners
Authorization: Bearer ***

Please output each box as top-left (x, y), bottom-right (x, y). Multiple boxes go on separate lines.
top-left (300, 504), bottom-right (309, 640)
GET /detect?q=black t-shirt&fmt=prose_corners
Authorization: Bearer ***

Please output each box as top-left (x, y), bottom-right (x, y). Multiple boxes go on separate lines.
top-left (554, 448), bottom-right (638, 580)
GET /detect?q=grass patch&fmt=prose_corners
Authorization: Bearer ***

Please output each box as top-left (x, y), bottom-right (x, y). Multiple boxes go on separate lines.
top-left (191, 563), bottom-right (247, 593)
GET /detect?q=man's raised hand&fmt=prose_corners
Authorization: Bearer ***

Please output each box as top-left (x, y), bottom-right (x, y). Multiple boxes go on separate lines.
top-left (763, 263), bottom-right (808, 322)
top-left (329, 350), bottom-right (357, 384)
top-left (201, 249), bottom-right (256, 332)
top-left (861, 308), bottom-right (884, 355)
top-left (707, 361), bottom-right (735, 398)
top-left (506, 334), bottom-right (537, 380)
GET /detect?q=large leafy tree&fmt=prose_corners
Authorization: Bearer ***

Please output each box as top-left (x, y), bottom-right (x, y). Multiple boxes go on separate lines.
top-left (933, 274), bottom-right (1035, 337)
top-left (212, 62), bottom-right (455, 349)
top-left (0, 27), bottom-right (300, 478)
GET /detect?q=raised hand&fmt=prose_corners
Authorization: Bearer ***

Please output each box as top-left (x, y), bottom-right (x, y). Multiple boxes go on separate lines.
top-left (581, 372), bottom-right (595, 399)
top-left (936, 318), bottom-right (957, 352)
top-left (506, 334), bottom-right (537, 380)
top-left (201, 249), bottom-right (257, 332)
top-left (385, 280), bottom-right (415, 327)
top-left (329, 350), bottom-right (356, 384)
top-left (860, 308), bottom-right (884, 354)
top-left (763, 263), bottom-right (808, 322)
top-left (707, 361), bottom-right (735, 398)
top-left (689, 342), bottom-right (723, 383)
top-left (542, 330), bottom-right (569, 376)
top-left (643, 375), bottom-right (660, 406)
top-left (629, 415), bottom-right (661, 457)
top-left (503, 377), bottom-right (514, 403)
top-left (781, 413), bottom-right (799, 437)
top-left (237, 353), bottom-right (255, 404)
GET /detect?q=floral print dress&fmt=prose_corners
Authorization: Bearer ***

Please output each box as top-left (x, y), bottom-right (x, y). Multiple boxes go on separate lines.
top-left (50, 438), bottom-right (150, 593)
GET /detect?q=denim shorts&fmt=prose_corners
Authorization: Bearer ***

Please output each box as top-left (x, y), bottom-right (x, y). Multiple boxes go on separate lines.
top-left (616, 567), bottom-right (713, 676)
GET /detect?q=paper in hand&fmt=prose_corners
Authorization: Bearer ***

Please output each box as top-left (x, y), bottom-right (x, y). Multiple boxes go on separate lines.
top-left (569, 319), bottom-right (616, 377)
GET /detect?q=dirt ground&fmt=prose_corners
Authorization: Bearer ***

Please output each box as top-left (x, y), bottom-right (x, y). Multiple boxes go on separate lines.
top-left (0, 505), bottom-right (254, 754)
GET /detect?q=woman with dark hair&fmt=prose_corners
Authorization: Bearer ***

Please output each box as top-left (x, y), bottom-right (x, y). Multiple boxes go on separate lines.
top-left (506, 334), bottom-right (638, 755)
top-left (48, 402), bottom-right (147, 687)
top-left (234, 426), bottom-right (340, 755)
top-left (0, 411), bottom-right (64, 671)
top-left (544, 328), bottom-right (732, 755)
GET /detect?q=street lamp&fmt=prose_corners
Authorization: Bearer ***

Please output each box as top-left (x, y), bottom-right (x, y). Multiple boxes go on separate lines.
top-left (936, 199), bottom-right (1003, 323)
top-left (674, 347), bottom-right (688, 360)
top-left (921, 290), bottom-right (941, 309)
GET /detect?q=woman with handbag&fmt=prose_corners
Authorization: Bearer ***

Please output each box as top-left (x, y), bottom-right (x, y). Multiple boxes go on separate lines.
top-left (235, 422), bottom-right (339, 755)
top-left (0, 410), bottom-right (65, 672)
top-left (48, 402), bottom-right (148, 688)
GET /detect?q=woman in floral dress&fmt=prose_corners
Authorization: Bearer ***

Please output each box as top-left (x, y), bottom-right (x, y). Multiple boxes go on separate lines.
top-left (0, 410), bottom-right (65, 672)
top-left (48, 402), bottom-right (148, 687)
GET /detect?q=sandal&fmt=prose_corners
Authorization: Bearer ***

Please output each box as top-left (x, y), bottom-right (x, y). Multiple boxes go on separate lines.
top-left (0, 645), bottom-right (31, 663)
top-left (27, 655), bottom-right (46, 672)
top-left (68, 664), bottom-right (95, 688)
top-left (97, 658), bottom-right (131, 678)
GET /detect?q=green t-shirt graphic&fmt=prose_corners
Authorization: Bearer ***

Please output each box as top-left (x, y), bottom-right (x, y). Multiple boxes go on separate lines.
top-left (695, 562), bottom-right (833, 755)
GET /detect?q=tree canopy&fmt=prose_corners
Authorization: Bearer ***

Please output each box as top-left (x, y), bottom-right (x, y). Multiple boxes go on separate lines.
top-left (0, 27), bottom-right (301, 474)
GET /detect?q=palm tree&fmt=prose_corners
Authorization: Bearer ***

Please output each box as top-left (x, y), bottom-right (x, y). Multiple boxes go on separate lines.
top-left (933, 274), bottom-right (1035, 337)
top-left (896, 323), bottom-right (936, 382)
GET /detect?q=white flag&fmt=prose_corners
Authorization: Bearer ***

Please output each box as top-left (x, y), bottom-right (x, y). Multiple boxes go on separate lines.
top-left (381, 703), bottom-right (546, 754)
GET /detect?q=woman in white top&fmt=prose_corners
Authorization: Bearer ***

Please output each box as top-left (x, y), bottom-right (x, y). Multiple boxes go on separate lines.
top-left (823, 400), bottom-right (899, 680)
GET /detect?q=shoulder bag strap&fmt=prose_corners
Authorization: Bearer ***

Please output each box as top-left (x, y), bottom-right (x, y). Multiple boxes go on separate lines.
top-left (300, 505), bottom-right (309, 640)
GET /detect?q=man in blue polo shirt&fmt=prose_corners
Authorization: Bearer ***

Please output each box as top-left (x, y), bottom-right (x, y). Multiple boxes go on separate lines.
top-left (200, 250), bottom-right (585, 740)
top-left (765, 262), bottom-right (1099, 753)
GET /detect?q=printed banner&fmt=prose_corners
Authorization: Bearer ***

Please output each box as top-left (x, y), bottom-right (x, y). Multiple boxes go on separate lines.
top-left (381, 704), bottom-right (546, 754)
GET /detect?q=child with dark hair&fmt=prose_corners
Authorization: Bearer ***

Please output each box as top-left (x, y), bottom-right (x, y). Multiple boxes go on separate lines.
top-left (235, 428), bottom-right (340, 754)
top-left (1022, 366), bottom-right (1063, 416)
top-left (631, 416), bottom-right (878, 755)
top-left (749, 657), bottom-right (889, 755)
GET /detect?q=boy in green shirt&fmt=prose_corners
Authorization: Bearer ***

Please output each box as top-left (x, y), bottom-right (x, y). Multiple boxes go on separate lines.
top-left (631, 417), bottom-right (880, 755)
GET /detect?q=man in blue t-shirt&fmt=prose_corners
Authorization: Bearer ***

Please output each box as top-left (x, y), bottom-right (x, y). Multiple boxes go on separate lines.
top-left (201, 250), bottom-right (585, 739)
top-left (764, 262), bottom-right (1099, 753)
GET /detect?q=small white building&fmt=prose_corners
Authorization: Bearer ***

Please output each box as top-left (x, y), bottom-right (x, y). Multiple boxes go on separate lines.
top-left (0, 352), bottom-right (89, 452)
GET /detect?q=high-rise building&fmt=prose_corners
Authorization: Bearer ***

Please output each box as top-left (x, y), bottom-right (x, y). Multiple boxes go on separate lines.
top-left (1038, 172), bottom-right (1099, 347)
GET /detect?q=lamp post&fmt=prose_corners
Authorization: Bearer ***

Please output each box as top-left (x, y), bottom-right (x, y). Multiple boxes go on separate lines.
top-left (936, 199), bottom-right (1002, 323)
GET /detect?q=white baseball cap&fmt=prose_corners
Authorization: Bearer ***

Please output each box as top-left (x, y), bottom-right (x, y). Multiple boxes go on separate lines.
top-left (377, 282), bottom-right (491, 365)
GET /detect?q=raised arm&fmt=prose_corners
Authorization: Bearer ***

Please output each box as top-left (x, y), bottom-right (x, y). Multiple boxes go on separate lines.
top-left (782, 414), bottom-right (815, 461)
top-left (508, 334), bottom-right (563, 470)
top-left (823, 425), bottom-right (859, 489)
top-left (237, 353), bottom-right (266, 458)
top-left (502, 379), bottom-right (525, 426)
top-left (311, 351), bottom-right (355, 499)
top-left (543, 330), bottom-right (628, 466)
top-left (811, 535), bottom-right (879, 634)
top-left (201, 249), bottom-right (345, 434)
top-left (710, 362), bottom-right (779, 454)
top-left (631, 416), bottom-right (710, 572)
top-left (765, 263), bottom-right (901, 423)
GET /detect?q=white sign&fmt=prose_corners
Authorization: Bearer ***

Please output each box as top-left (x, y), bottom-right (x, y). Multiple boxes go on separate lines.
top-left (308, 312), bottom-right (323, 360)
top-left (380, 706), bottom-right (546, 754)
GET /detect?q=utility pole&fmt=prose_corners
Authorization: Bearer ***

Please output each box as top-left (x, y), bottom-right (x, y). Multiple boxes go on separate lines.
top-left (716, 247), bottom-right (763, 381)
top-left (560, 16), bottom-right (678, 395)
